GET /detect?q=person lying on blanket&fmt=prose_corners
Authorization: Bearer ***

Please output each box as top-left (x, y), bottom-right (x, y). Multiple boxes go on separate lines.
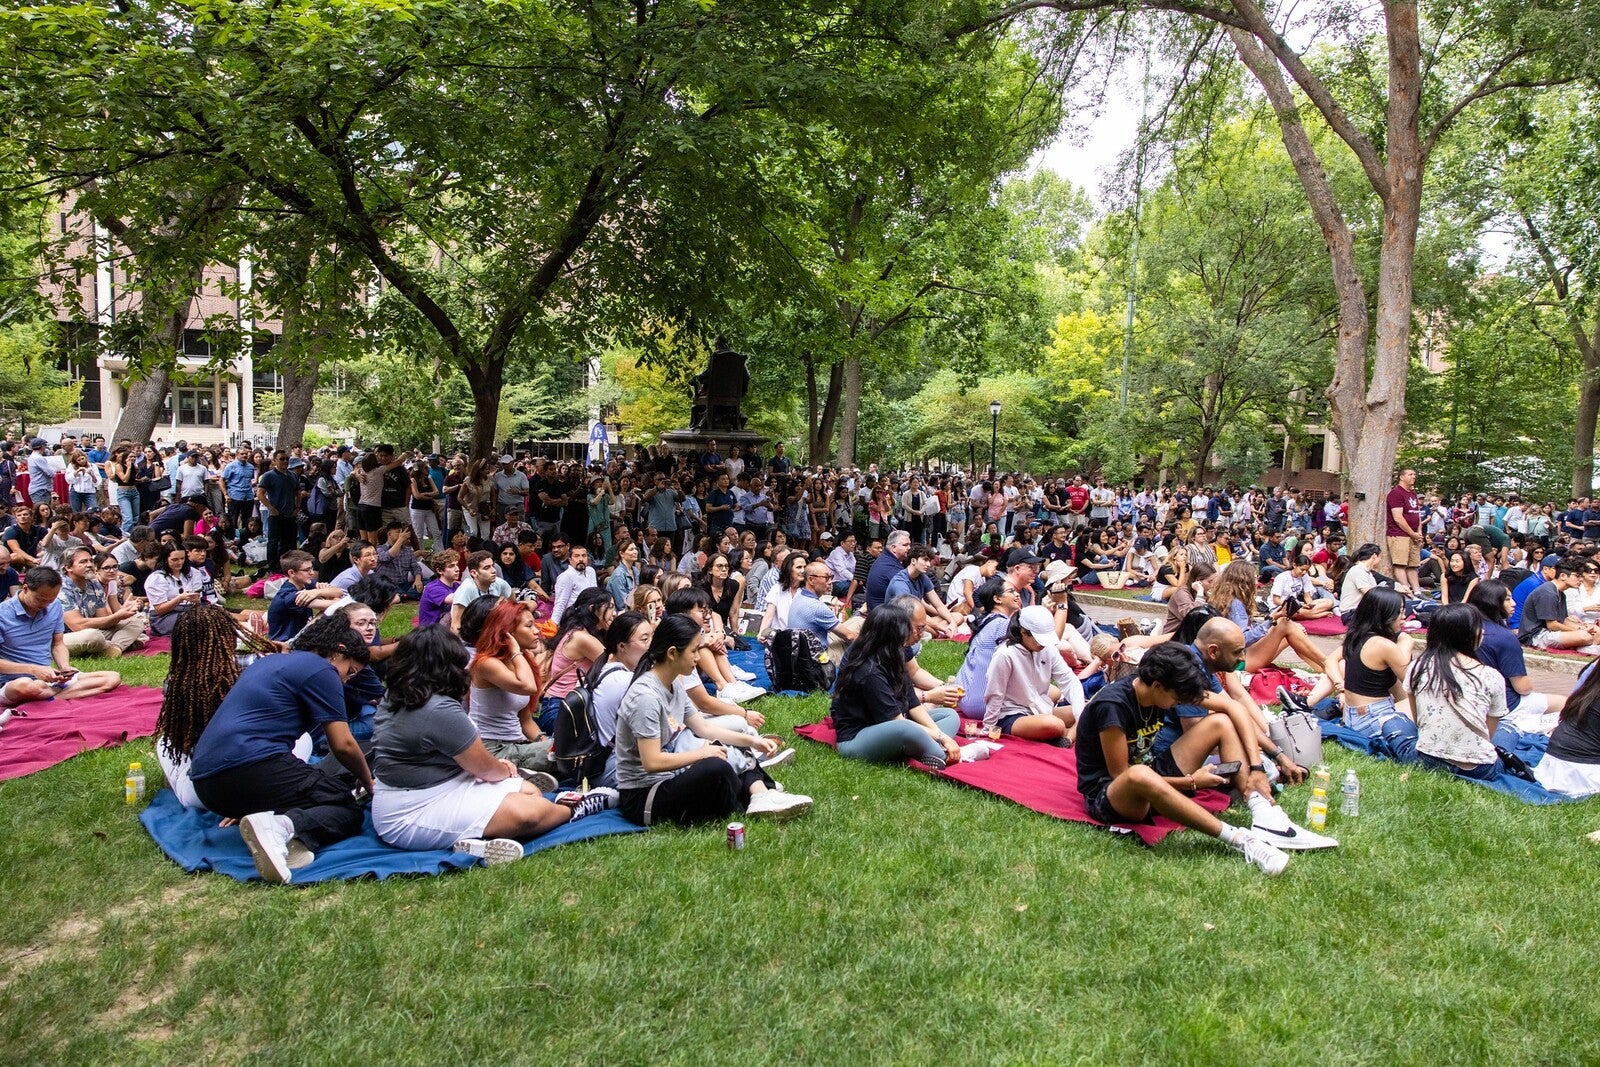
top-left (1149, 618), bottom-right (1335, 851)
top-left (832, 599), bottom-right (962, 768)
top-left (370, 624), bottom-right (621, 869)
top-left (981, 605), bottom-right (1083, 743)
top-left (0, 565), bottom-right (122, 706)
top-left (613, 613), bottom-right (811, 826)
top-left (188, 617), bottom-right (377, 884)
top-left (1073, 641), bottom-right (1292, 876)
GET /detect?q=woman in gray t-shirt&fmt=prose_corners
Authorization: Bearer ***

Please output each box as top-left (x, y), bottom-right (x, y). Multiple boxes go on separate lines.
top-left (613, 615), bottom-right (812, 826)
top-left (370, 625), bottom-right (618, 866)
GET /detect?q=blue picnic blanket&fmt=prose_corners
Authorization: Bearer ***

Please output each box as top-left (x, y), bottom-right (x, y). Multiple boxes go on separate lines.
top-left (139, 788), bottom-right (646, 884)
top-left (1319, 720), bottom-right (1572, 805)
top-left (724, 645), bottom-right (811, 699)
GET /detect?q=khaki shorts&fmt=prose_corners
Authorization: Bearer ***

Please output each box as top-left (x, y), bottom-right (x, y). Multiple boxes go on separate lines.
top-left (1387, 535), bottom-right (1420, 568)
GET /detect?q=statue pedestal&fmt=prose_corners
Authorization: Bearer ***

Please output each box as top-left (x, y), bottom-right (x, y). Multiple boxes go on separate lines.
top-left (659, 428), bottom-right (768, 456)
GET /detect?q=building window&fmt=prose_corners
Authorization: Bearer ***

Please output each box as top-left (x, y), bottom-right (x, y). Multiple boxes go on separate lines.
top-left (182, 328), bottom-right (210, 359)
top-left (175, 387), bottom-right (216, 427)
top-left (57, 322), bottom-right (102, 418)
top-left (1306, 441), bottom-right (1326, 471)
top-left (252, 333), bottom-right (281, 393)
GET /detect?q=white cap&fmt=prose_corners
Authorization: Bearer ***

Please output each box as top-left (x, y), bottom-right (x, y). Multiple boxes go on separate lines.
top-left (1017, 605), bottom-right (1057, 642)
top-left (499, 454), bottom-right (515, 464)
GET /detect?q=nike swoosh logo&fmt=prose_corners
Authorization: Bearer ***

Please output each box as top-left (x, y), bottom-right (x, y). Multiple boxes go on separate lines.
top-left (1254, 825), bottom-right (1303, 840)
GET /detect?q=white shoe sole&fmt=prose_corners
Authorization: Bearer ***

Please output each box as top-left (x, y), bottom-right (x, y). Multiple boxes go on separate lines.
top-left (239, 814), bottom-right (292, 884)
top-left (1252, 822), bottom-right (1339, 851)
top-left (746, 794), bottom-right (813, 821)
top-left (759, 747), bottom-right (796, 770)
top-left (453, 838), bottom-right (525, 866)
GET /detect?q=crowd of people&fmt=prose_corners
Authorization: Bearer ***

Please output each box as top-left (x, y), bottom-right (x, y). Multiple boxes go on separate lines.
top-left (4, 428), bottom-right (1600, 882)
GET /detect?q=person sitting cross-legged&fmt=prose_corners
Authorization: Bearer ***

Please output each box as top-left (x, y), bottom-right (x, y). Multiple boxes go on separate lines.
top-left (0, 565), bottom-right (123, 706)
top-left (981, 605), bottom-right (1083, 743)
top-left (59, 545), bottom-right (149, 658)
top-left (1073, 641), bottom-right (1291, 876)
top-left (371, 624), bottom-right (618, 867)
top-left (831, 599), bottom-right (962, 768)
top-left (189, 618), bottom-right (377, 883)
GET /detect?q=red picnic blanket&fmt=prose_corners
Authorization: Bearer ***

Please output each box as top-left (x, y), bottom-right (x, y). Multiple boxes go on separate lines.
top-left (794, 718), bottom-right (1231, 846)
top-left (0, 686), bottom-right (164, 781)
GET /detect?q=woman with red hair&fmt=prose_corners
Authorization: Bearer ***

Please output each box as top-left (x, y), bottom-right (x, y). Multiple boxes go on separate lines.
top-left (466, 599), bottom-right (558, 790)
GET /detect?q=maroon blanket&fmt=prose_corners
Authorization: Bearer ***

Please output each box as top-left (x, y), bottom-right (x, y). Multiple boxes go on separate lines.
top-left (1298, 615), bottom-right (1346, 636)
top-left (0, 686), bottom-right (164, 781)
top-left (794, 718), bottom-right (1230, 846)
top-left (129, 636), bottom-right (171, 656)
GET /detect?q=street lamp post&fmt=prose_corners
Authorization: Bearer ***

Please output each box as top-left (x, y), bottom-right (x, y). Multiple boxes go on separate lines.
top-left (989, 399), bottom-right (1001, 479)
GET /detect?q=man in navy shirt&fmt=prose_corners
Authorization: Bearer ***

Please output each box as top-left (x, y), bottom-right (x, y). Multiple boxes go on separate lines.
top-left (1472, 578), bottom-right (1566, 733)
top-left (267, 550), bottom-right (346, 642)
top-left (257, 451), bottom-right (301, 577)
top-left (885, 544), bottom-right (960, 637)
top-left (865, 530), bottom-right (911, 610)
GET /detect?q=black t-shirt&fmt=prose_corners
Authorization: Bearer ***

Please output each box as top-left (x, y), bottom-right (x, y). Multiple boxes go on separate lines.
top-left (1547, 671), bottom-right (1600, 764)
top-left (530, 477), bottom-right (561, 523)
top-left (1518, 581), bottom-right (1566, 642)
top-left (118, 561), bottom-right (151, 597)
top-left (2, 522), bottom-right (42, 558)
top-left (380, 465), bottom-right (409, 509)
top-left (830, 655), bottom-right (914, 744)
top-left (0, 564), bottom-right (19, 600)
top-left (1075, 677), bottom-right (1165, 798)
top-left (149, 502), bottom-right (198, 536)
top-left (1043, 541), bottom-right (1074, 564)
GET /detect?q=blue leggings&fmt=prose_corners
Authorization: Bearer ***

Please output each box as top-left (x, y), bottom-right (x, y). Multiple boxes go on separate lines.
top-left (837, 708), bottom-right (960, 766)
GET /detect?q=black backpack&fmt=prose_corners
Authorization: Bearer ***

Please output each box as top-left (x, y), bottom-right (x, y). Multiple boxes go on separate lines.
top-left (550, 662), bottom-right (622, 787)
top-left (764, 629), bottom-right (836, 693)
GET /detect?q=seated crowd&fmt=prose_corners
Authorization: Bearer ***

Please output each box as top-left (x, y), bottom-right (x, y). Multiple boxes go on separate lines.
top-left (7, 433), bottom-right (1600, 883)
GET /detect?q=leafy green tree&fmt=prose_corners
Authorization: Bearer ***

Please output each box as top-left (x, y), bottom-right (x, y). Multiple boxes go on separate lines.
top-left (0, 323), bottom-right (79, 434)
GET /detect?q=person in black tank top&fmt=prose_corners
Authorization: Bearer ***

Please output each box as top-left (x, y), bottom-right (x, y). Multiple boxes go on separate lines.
top-left (1338, 586), bottom-right (1419, 762)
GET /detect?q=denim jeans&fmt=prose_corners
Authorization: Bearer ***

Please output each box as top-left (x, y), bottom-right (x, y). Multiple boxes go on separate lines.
top-left (837, 708), bottom-right (960, 766)
top-left (1343, 698), bottom-right (1418, 763)
top-left (116, 487), bottom-right (141, 529)
top-left (69, 490), bottom-right (97, 514)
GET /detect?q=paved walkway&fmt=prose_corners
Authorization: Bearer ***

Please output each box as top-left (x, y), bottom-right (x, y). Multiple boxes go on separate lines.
top-left (1078, 592), bottom-right (1582, 697)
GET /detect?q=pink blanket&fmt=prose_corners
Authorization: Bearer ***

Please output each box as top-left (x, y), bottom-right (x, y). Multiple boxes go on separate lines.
top-left (129, 636), bottom-right (171, 656)
top-left (1298, 615), bottom-right (1346, 636)
top-left (794, 718), bottom-right (1230, 846)
top-left (0, 686), bottom-right (164, 781)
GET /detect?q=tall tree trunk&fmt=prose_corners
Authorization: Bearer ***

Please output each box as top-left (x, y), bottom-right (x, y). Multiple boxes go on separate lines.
top-left (1574, 320), bottom-right (1600, 496)
top-left (112, 298), bottom-right (191, 444)
top-left (804, 351), bottom-right (820, 460)
top-left (815, 361), bottom-right (844, 463)
top-left (114, 368), bottom-right (173, 446)
top-left (836, 357), bottom-right (862, 468)
top-left (276, 359), bottom-right (319, 449)
top-left (463, 356), bottom-right (505, 461)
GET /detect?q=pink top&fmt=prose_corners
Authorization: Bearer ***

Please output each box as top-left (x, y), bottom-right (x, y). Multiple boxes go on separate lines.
top-left (545, 633), bottom-right (593, 698)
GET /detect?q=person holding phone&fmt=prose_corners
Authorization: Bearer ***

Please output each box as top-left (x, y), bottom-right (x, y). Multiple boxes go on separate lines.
top-left (1073, 642), bottom-right (1291, 875)
top-left (0, 565), bottom-right (123, 706)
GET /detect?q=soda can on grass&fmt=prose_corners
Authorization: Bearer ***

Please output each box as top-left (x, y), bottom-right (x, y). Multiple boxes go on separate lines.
top-left (726, 822), bottom-right (746, 850)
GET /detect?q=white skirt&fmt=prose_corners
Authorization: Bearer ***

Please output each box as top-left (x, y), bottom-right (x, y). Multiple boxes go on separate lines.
top-left (372, 773), bottom-right (523, 851)
top-left (1533, 753), bottom-right (1600, 799)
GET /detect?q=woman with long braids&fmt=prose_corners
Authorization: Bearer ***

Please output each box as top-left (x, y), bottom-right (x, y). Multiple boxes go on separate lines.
top-left (371, 624), bottom-right (619, 867)
top-left (189, 616), bottom-right (378, 883)
top-left (154, 603), bottom-right (280, 810)
top-left (613, 613), bottom-right (810, 826)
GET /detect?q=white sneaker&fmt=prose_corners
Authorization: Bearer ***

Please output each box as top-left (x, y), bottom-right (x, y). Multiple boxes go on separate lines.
top-left (744, 789), bottom-right (813, 821)
top-left (731, 667), bottom-right (757, 682)
top-left (759, 747), bottom-right (796, 770)
top-left (285, 839), bottom-right (316, 870)
top-left (720, 682), bottom-right (766, 704)
top-left (452, 838), bottom-right (525, 867)
top-left (1231, 829), bottom-right (1290, 875)
top-left (1251, 805), bottom-right (1338, 851)
top-left (239, 812), bottom-right (295, 884)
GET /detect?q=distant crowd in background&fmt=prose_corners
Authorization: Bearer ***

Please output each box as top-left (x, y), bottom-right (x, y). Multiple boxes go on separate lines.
top-left (5, 426), bottom-right (1600, 882)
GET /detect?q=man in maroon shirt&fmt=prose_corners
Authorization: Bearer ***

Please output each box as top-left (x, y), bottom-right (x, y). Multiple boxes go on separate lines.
top-left (1065, 475), bottom-right (1090, 530)
top-left (1385, 468), bottom-right (1423, 593)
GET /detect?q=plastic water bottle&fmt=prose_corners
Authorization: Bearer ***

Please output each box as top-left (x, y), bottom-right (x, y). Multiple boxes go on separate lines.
top-left (124, 762), bottom-right (145, 805)
top-left (1305, 783), bottom-right (1328, 831)
top-left (1340, 769), bottom-right (1361, 818)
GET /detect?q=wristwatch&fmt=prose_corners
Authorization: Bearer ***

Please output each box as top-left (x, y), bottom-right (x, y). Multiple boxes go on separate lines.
top-left (1249, 762), bottom-right (1269, 774)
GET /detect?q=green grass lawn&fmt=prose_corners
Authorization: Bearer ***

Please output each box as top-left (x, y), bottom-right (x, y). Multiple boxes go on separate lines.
top-left (4, 610), bottom-right (1600, 1063)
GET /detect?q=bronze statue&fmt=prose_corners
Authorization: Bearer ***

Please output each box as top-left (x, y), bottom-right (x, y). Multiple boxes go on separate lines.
top-left (689, 337), bottom-right (750, 432)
